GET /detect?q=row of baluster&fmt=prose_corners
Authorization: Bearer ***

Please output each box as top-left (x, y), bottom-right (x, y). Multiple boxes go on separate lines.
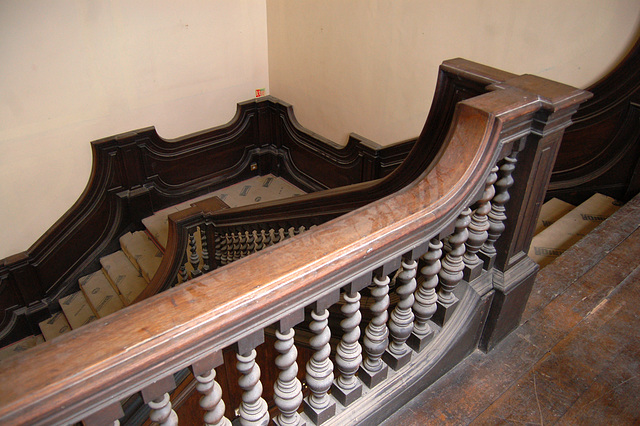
top-left (127, 154), bottom-right (517, 425)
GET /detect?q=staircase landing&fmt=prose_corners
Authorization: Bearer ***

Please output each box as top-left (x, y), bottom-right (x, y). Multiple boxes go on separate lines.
top-left (382, 192), bottom-right (640, 425)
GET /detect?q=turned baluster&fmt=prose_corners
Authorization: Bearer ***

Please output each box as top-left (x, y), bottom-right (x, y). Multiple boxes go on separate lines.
top-left (246, 230), bottom-right (255, 255)
top-left (148, 394), bottom-right (178, 426)
top-left (201, 226), bottom-right (211, 273)
top-left (213, 231), bottom-right (222, 269)
top-left (464, 166), bottom-right (497, 281)
top-left (254, 229), bottom-right (264, 252)
top-left (409, 239), bottom-right (443, 351)
top-left (237, 349), bottom-right (269, 425)
top-left (332, 286), bottom-right (363, 406)
top-left (481, 155), bottom-right (517, 268)
top-left (239, 231), bottom-right (249, 257)
top-left (220, 234), bottom-right (230, 266)
top-left (142, 376), bottom-right (178, 426)
top-left (273, 311), bottom-right (305, 426)
top-left (359, 269), bottom-right (390, 388)
top-left (384, 256), bottom-right (417, 369)
top-left (196, 369), bottom-right (230, 426)
top-left (189, 230), bottom-right (202, 278)
top-left (434, 208), bottom-right (471, 326)
top-left (304, 292), bottom-right (339, 424)
top-left (232, 232), bottom-right (242, 261)
top-left (263, 229), bottom-right (273, 247)
top-left (179, 252), bottom-right (189, 284)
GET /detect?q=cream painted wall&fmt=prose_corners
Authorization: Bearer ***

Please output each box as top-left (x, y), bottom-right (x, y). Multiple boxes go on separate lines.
top-left (0, 1), bottom-right (269, 258)
top-left (267, 0), bottom-right (640, 146)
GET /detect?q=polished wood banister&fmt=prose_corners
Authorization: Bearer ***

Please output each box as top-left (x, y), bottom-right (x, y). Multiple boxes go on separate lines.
top-left (0, 81), bottom-right (535, 426)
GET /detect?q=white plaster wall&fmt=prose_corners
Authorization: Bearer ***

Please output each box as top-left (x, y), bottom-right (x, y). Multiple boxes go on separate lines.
top-left (0, 1), bottom-right (269, 258)
top-left (267, 0), bottom-right (640, 146)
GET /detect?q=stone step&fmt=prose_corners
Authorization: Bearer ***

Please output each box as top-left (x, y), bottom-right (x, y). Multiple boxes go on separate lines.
top-left (119, 231), bottom-right (164, 283)
top-left (534, 197), bottom-right (574, 236)
top-left (79, 270), bottom-right (125, 318)
top-left (59, 291), bottom-right (97, 330)
top-left (38, 311), bottom-right (71, 342)
top-left (529, 193), bottom-right (622, 267)
top-left (100, 250), bottom-right (148, 306)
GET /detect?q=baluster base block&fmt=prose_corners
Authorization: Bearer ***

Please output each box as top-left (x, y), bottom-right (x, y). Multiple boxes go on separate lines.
top-left (432, 297), bottom-right (459, 327)
top-left (463, 261), bottom-right (484, 282)
top-left (382, 348), bottom-right (413, 371)
top-left (331, 380), bottom-right (363, 407)
top-left (479, 250), bottom-right (496, 270)
top-left (358, 364), bottom-right (388, 389)
top-left (303, 397), bottom-right (336, 425)
top-left (407, 323), bottom-right (440, 353)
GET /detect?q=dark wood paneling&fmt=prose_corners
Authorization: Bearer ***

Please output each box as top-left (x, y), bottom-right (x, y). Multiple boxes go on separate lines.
top-left (548, 36), bottom-right (640, 203)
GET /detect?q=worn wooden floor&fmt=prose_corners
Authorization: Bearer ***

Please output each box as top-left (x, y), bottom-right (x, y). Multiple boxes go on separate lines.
top-left (382, 193), bottom-right (640, 425)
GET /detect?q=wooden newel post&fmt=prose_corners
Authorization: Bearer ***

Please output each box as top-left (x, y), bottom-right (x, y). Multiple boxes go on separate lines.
top-left (479, 75), bottom-right (592, 351)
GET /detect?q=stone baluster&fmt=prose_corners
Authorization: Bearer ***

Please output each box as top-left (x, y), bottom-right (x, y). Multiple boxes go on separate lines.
top-left (359, 268), bottom-right (391, 388)
top-left (384, 256), bottom-right (417, 369)
top-left (409, 238), bottom-right (443, 352)
top-left (192, 352), bottom-right (230, 426)
top-left (481, 155), bottom-right (517, 268)
top-left (189, 230), bottom-right (202, 278)
top-left (332, 278), bottom-right (368, 406)
top-left (201, 226), bottom-right (211, 273)
top-left (434, 208), bottom-right (471, 326)
top-left (141, 375), bottom-right (178, 426)
top-left (463, 166), bottom-right (497, 281)
top-left (273, 311), bottom-right (305, 426)
top-left (304, 292), bottom-right (339, 424)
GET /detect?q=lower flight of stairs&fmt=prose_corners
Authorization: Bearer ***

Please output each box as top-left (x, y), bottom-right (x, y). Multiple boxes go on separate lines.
top-left (0, 189), bottom-right (621, 361)
top-left (0, 174), bottom-right (304, 361)
top-left (529, 193), bottom-right (622, 268)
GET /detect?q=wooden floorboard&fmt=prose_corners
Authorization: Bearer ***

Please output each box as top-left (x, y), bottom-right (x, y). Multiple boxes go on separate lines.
top-left (381, 193), bottom-right (640, 425)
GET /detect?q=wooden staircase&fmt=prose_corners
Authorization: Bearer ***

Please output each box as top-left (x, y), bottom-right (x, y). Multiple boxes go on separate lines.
top-left (0, 59), bottom-right (596, 425)
top-left (0, 175), bottom-right (305, 359)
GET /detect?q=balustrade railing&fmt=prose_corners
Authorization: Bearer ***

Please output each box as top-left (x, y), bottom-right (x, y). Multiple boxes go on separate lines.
top-left (0, 59), bottom-right (590, 425)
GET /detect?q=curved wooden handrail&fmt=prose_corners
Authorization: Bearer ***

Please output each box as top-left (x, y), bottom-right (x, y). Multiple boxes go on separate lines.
top-left (0, 62), bottom-right (590, 425)
top-left (134, 59), bottom-right (523, 299)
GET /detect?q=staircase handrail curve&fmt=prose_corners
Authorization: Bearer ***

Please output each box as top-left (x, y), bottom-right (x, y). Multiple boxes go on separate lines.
top-left (133, 58), bottom-right (525, 299)
top-left (0, 64), bottom-right (589, 425)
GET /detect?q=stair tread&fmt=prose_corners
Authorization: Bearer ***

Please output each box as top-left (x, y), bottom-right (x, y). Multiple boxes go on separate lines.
top-left (119, 231), bottom-right (164, 283)
top-left (80, 270), bottom-right (125, 318)
top-left (59, 291), bottom-right (97, 330)
top-left (38, 312), bottom-right (71, 342)
top-left (535, 198), bottom-right (574, 236)
top-left (529, 193), bottom-right (622, 267)
top-left (100, 251), bottom-right (148, 306)
top-left (142, 174), bottom-right (305, 249)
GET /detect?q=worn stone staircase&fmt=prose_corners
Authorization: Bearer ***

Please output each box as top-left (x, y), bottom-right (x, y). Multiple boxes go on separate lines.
top-left (0, 174), bottom-right (304, 360)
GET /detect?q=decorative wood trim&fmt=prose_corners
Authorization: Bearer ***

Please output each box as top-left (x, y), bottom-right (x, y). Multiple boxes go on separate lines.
top-left (548, 36), bottom-right (640, 203)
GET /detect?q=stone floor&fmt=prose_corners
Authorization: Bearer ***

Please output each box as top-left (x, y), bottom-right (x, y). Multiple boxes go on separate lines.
top-left (381, 193), bottom-right (640, 425)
